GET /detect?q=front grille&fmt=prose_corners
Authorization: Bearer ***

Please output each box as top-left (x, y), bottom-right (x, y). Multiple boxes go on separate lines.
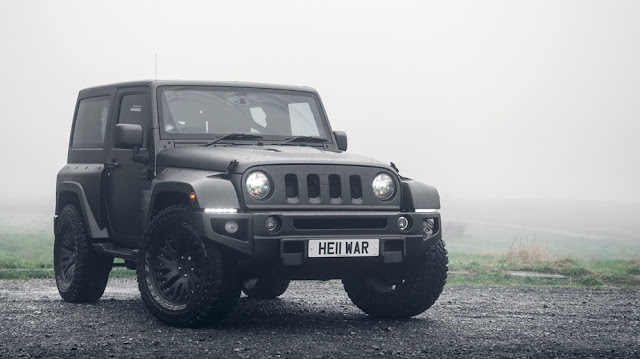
top-left (294, 217), bottom-right (387, 230)
top-left (292, 173), bottom-right (364, 204)
top-left (241, 165), bottom-right (402, 210)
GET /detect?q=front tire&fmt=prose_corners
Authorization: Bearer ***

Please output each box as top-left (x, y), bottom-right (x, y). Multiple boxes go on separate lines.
top-left (54, 204), bottom-right (113, 302)
top-left (242, 278), bottom-right (290, 299)
top-left (343, 239), bottom-right (448, 318)
top-left (137, 205), bottom-right (240, 327)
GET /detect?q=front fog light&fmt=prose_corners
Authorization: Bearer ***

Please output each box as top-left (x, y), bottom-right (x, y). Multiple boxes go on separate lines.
top-left (265, 216), bottom-right (280, 233)
top-left (397, 216), bottom-right (410, 231)
top-left (225, 221), bottom-right (239, 234)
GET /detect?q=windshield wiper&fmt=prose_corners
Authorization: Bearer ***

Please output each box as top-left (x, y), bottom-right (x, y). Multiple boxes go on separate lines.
top-left (283, 136), bottom-right (328, 144)
top-left (203, 133), bottom-right (264, 147)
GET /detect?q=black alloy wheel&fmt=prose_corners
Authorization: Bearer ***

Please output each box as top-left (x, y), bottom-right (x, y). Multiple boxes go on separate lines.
top-left (58, 229), bottom-right (78, 289)
top-left (148, 227), bottom-right (207, 305)
top-left (54, 204), bottom-right (113, 302)
top-left (137, 205), bottom-right (240, 327)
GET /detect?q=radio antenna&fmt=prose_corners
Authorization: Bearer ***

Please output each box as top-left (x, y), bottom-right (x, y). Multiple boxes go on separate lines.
top-left (155, 53), bottom-right (158, 80)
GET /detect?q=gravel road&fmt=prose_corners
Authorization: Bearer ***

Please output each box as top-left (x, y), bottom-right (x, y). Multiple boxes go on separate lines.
top-left (0, 279), bottom-right (638, 358)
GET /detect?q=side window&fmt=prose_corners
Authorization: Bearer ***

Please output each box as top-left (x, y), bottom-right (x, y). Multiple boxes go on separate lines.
top-left (118, 94), bottom-right (147, 125)
top-left (72, 96), bottom-right (110, 148)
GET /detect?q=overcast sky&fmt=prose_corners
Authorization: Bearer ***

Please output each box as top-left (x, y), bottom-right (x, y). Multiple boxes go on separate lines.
top-left (1, 0), bottom-right (639, 206)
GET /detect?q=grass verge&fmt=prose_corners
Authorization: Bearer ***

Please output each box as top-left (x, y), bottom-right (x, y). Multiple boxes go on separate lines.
top-left (1, 228), bottom-right (639, 289)
top-left (1, 254), bottom-right (638, 289)
top-left (448, 239), bottom-right (640, 289)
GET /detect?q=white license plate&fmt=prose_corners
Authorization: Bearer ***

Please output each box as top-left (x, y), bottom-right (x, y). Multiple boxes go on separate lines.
top-left (308, 239), bottom-right (380, 258)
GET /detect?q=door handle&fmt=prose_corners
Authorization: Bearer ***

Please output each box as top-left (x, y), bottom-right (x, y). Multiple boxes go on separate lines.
top-left (105, 162), bottom-right (119, 169)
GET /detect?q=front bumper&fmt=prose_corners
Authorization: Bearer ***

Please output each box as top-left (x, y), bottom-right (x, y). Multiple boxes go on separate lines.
top-left (193, 211), bottom-right (441, 278)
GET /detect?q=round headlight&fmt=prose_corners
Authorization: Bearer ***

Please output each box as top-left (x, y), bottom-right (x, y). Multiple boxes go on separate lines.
top-left (246, 171), bottom-right (271, 199)
top-left (372, 173), bottom-right (395, 200)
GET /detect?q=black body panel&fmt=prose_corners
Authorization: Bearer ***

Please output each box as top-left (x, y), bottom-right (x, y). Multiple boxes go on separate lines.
top-left (401, 178), bottom-right (441, 210)
top-left (191, 210), bottom-right (442, 280)
top-left (156, 145), bottom-right (389, 173)
top-left (56, 165), bottom-right (109, 239)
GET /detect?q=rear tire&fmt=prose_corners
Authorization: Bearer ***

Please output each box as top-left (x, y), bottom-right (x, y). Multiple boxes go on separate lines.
top-left (242, 278), bottom-right (290, 299)
top-left (137, 205), bottom-right (240, 327)
top-left (343, 239), bottom-right (448, 318)
top-left (54, 204), bottom-right (113, 303)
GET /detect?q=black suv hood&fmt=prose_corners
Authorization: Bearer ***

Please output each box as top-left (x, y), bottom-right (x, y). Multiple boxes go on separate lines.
top-left (156, 146), bottom-right (390, 173)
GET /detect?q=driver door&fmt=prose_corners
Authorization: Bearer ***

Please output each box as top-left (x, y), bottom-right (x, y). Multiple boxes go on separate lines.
top-left (106, 88), bottom-right (151, 247)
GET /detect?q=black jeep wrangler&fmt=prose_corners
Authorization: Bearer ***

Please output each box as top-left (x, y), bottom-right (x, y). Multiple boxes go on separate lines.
top-left (55, 81), bottom-right (447, 327)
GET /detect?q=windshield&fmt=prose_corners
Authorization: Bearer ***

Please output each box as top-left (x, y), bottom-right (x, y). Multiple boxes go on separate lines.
top-left (158, 86), bottom-right (329, 141)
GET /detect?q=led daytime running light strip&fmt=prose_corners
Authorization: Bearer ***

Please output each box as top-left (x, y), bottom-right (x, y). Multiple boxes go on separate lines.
top-left (204, 208), bottom-right (238, 214)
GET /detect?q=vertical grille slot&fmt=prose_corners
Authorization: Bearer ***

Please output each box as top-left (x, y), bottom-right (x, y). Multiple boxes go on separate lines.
top-left (285, 174), bottom-right (298, 199)
top-left (349, 175), bottom-right (362, 200)
top-left (329, 174), bottom-right (342, 204)
top-left (329, 175), bottom-right (341, 199)
top-left (307, 174), bottom-right (320, 200)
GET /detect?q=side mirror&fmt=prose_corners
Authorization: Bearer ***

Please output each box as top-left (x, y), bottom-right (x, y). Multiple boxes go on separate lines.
top-left (333, 131), bottom-right (348, 151)
top-left (114, 124), bottom-right (143, 149)
top-left (114, 124), bottom-right (149, 164)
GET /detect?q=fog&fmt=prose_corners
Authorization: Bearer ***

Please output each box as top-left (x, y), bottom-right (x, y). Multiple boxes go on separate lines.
top-left (1, 0), bottom-right (639, 213)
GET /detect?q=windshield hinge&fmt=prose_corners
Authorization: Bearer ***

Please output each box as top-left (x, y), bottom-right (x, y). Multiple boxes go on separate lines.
top-left (224, 160), bottom-right (239, 178)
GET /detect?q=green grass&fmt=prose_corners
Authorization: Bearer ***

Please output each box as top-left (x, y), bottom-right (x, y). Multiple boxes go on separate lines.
top-left (0, 227), bottom-right (54, 269)
top-left (448, 252), bottom-right (640, 289)
top-left (1, 217), bottom-right (639, 288)
top-left (0, 218), bottom-right (136, 280)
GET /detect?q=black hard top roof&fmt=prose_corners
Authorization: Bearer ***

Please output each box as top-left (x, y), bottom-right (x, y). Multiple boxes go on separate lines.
top-left (79, 80), bottom-right (319, 95)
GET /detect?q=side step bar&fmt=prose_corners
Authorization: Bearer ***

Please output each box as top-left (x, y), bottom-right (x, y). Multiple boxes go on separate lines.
top-left (92, 243), bottom-right (138, 261)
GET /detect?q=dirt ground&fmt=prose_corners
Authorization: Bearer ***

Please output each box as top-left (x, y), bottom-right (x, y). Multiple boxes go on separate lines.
top-left (0, 279), bottom-right (638, 358)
